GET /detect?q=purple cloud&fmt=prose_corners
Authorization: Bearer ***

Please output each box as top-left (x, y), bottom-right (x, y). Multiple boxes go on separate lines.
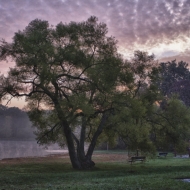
top-left (1, 0), bottom-right (190, 108)
top-left (0, 0), bottom-right (190, 57)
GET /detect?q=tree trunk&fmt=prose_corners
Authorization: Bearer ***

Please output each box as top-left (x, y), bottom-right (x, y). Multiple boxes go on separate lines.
top-left (54, 101), bottom-right (83, 169)
top-left (62, 121), bottom-right (82, 169)
top-left (62, 119), bottom-right (95, 169)
top-left (86, 112), bottom-right (109, 163)
top-left (70, 112), bottom-right (109, 169)
top-left (70, 116), bottom-right (95, 169)
top-left (56, 100), bottom-right (109, 169)
top-left (78, 117), bottom-right (95, 169)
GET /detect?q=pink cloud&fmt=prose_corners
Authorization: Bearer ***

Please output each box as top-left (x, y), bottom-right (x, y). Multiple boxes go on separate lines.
top-left (0, 0), bottom-right (190, 61)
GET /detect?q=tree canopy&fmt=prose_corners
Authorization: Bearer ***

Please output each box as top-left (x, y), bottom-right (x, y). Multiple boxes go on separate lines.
top-left (0, 16), bottom-right (130, 169)
top-left (1, 17), bottom-right (190, 169)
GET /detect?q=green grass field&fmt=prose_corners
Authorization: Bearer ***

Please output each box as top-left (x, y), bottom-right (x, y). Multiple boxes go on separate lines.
top-left (0, 151), bottom-right (190, 190)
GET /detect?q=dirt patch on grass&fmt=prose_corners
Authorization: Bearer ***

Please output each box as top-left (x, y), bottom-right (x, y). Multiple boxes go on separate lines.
top-left (0, 153), bottom-right (70, 165)
top-left (0, 152), bottom-right (128, 165)
top-left (92, 153), bottom-right (128, 163)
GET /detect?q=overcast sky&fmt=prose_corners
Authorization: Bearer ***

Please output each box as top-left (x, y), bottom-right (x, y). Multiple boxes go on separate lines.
top-left (1, 0), bottom-right (190, 108)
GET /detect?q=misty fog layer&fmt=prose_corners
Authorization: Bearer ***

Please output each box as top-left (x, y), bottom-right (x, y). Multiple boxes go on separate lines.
top-left (0, 105), bottom-right (66, 159)
top-left (0, 140), bottom-right (49, 159)
top-left (0, 140), bottom-right (68, 160)
top-left (0, 105), bottom-right (35, 140)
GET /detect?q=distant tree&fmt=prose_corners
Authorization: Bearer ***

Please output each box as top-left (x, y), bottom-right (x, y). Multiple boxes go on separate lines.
top-left (0, 17), bottom-right (129, 169)
top-left (157, 60), bottom-right (190, 106)
top-left (107, 51), bottom-right (159, 154)
top-left (113, 54), bottom-right (190, 156)
top-left (168, 80), bottom-right (190, 106)
top-left (149, 98), bottom-right (190, 155)
top-left (141, 60), bottom-right (190, 154)
top-left (0, 105), bottom-right (35, 140)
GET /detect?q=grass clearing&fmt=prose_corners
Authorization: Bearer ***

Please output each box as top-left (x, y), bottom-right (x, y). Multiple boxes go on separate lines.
top-left (0, 151), bottom-right (190, 189)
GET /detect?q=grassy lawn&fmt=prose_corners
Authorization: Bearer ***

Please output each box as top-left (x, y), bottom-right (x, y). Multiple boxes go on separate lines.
top-left (0, 151), bottom-right (190, 189)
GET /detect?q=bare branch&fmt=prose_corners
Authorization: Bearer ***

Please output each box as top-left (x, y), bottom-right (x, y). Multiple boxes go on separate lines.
top-left (37, 122), bottom-right (61, 144)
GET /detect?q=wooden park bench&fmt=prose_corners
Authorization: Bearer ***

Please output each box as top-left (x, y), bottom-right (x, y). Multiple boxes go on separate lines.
top-left (158, 152), bottom-right (168, 157)
top-left (128, 156), bottom-right (146, 164)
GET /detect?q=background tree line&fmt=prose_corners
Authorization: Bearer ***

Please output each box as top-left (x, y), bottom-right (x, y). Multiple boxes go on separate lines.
top-left (0, 105), bottom-right (35, 140)
top-left (0, 16), bottom-right (190, 169)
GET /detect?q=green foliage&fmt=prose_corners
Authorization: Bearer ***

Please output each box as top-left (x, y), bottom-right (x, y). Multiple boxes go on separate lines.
top-left (0, 16), bottom-right (129, 169)
top-left (150, 97), bottom-right (190, 152)
top-left (105, 51), bottom-right (159, 154)
top-left (1, 15), bottom-right (190, 168)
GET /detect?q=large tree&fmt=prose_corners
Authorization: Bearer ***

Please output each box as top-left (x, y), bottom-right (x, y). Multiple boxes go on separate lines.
top-left (0, 17), bottom-right (127, 169)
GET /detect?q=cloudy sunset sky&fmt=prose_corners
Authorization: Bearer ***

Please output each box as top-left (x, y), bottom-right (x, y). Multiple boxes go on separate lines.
top-left (1, 0), bottom-right (190, 108)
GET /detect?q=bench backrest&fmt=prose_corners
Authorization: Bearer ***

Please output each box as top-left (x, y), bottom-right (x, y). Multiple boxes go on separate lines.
top-left (159, 152), bottom-right (168, 155)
